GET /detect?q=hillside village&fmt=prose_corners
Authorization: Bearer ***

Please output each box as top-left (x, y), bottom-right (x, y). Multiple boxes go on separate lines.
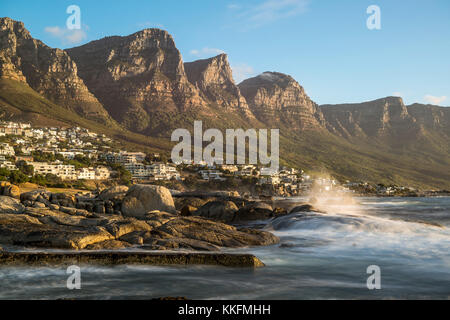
top-left (0, 121), bottom-right (424, 197)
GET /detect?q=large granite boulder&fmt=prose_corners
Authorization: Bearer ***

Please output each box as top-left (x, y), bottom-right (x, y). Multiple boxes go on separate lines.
top-left (122, 185), bottom-right (176, 217)
top-left (195, 201), bottom-right (238, 223)
top-left (0, 196), bottom-right (25, 214)
top-left (0, 182), bottom-right (20, 199)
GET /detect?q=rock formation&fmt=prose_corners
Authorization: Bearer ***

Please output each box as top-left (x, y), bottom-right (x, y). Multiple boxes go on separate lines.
top-left (0, 17), bottom-right (110, 122)
top-left (184, 54), bottom-right (254, 119)
top-left (66, 29), bottom-right (207, 133)
top-left (239, 72), bottom-right (325, 130)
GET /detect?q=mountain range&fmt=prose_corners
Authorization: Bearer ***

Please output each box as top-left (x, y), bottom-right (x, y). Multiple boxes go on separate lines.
top-left (1, 17), bottom-right (449, 189)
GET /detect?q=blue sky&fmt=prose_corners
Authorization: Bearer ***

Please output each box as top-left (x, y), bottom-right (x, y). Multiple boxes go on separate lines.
top-left (1, 0), bottom-right (449, 106)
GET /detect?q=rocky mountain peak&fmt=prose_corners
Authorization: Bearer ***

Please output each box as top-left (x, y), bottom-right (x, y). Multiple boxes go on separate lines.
top-left (0, 17), bottom-right (110, 122)
top-left (184, 54), bottom-right (253, 118)
top-left (66, 28), bottom-right (207, 133)
top-left (0, 17), bottom-right (29, 37)
top-left (238, 72), bottom-right (324, 130)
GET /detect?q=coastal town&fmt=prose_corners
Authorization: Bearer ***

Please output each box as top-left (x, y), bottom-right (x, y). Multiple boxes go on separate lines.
top-left (0, 121), bottom-right (429, 197)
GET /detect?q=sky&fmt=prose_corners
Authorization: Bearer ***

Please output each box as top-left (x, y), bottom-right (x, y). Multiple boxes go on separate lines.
top-left (1, 0), bottom-right (449, 106)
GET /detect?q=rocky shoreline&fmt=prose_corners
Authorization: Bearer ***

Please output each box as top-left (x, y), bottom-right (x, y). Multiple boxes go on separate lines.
top-left (0, 252), bottom-right (265, 268)
top-left (0, 183), bottom-right (295, 267)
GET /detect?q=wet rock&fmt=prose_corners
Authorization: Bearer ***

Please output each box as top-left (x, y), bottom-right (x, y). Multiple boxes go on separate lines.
top-left (0, 196), bottom-right (25, 214)
top-left (272, 207), bottom-right (288, 216)
top-left (233, 202), bottom-right (274, 222)
top-left (0, 252), bottom-right (265, 268)
top-left (289, 204), bottom-right (316, 214)
top-left (195, 201), bottom-right (238, 223)
top-left (122, 184), bottom-right (176, 217)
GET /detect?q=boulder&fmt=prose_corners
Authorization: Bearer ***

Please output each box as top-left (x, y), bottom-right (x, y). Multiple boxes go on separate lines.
top-left (289, 204), bottom-right (316, 214)
top-left (51, 193), bottom-right (76, 207)
top-left (20, 190), bottom-right (50, 202)
top-left (233, 202), bottom-right (274, 223)
top-left (195, 201), bottom-right (238, 223)
top-left (0, 196), bottom-right (25, 214)
top-left (122, 185), bottom-right (176, 217)
top-left (180, 205), bottom-right (197, 217)
top-left (98, 186), bottom-right (129, 202)
top-left (1, 184), bottom-right (20, 199)
top-left (119, 232), bottom-right (144, 245)
top-left (174, 197), bottom-right (207, 210)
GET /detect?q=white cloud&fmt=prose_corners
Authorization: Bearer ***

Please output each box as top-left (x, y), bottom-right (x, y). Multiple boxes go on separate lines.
top-left (231, 0), bottom-right (309, 29)
top-left (231, 63), bottom-right (257, 83)
top-left (424, 95), bottom-right (447, 105)
top-left (44, 26), bottom-right (87, 45)
top-left (190, 47), bottom-right (226, 58)
top-left (227, 4), bottom-right (241, 10)
top-left (392, 92), bottom-right (403, 97)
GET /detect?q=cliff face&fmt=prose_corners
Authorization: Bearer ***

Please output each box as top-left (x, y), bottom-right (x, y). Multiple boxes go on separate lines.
top-left (66, 29), bottom-right (207, 133)
top-left (0, 17), bottom-right (110, 122)
top-left (321, 97), bottom-right (423, 142)
top-left (184, 54), bottom-right (254, 119)
top-left (238, 72), bottom-right (324, 130)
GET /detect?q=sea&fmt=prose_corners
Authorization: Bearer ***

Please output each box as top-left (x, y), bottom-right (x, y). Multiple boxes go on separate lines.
top-left (1, 196), bottom-right (449, 299)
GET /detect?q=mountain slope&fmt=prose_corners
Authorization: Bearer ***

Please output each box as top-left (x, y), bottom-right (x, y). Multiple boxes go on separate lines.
top-left (0, 78), bottom-right (171, 153)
